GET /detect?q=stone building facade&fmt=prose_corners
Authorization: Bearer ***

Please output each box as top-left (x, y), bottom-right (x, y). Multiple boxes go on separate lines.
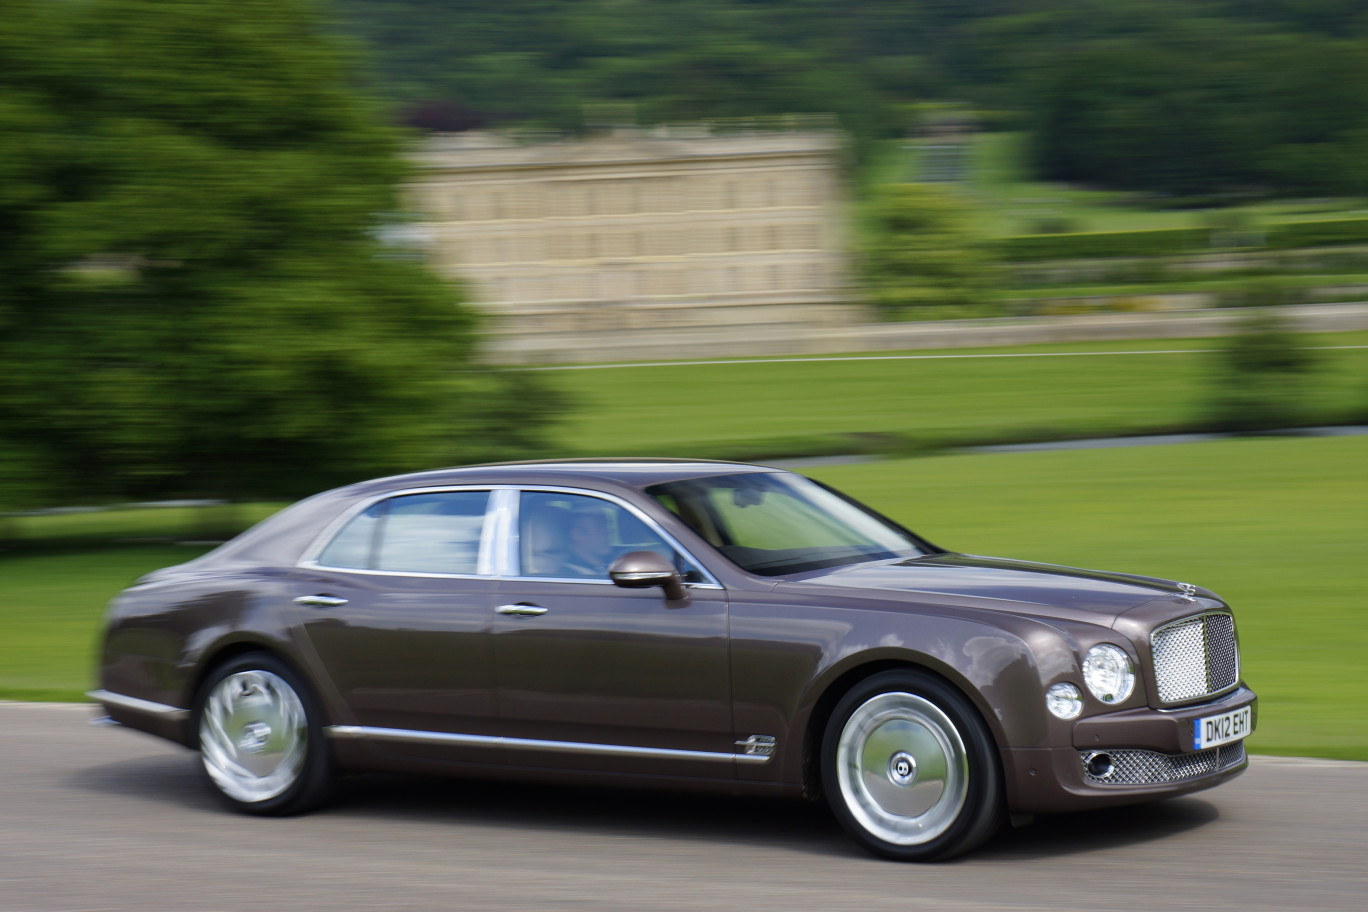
top-left (406, 126), bottom-right (855, 363)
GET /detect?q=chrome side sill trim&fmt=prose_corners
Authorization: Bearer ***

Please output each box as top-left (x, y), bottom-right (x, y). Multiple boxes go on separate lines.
top-left (326, 725), bottom-right (771, 764)
top-left (88, 689), bottom-right (191, 722)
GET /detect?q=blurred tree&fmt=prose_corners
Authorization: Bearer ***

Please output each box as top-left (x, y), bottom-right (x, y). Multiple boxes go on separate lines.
top-left (334, 0), bottom-right (898, 160)
top-left (0, 0), bottom-right (564, 507)
top-left (858, 183), bottom-right (997, 318)
top-left (1203, 311), bottom-right (1317, 431)
top-left (1022, 1), bottom-right (1368, 196)
top-left (330, 0), bottom-right (1368, 193)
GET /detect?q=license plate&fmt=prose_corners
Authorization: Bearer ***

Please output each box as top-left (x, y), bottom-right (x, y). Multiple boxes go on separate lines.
top-left (1194, 706), bottom-right (1252, 750)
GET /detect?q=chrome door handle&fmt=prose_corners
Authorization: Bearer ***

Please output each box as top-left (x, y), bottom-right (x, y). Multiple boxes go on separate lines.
top-left (294, 595), bottom-right (349, 608)
top-left (496, 604), bottom-right (548, 617)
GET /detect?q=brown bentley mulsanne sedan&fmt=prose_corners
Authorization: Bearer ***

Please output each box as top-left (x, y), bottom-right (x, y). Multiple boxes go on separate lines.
top-left (92, 459), bottom-right (1256, 860)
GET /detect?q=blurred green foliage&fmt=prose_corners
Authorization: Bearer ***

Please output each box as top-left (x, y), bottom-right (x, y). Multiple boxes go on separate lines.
top-left (1203, 312), bottom-right (1319, 431)
top-left (0, 0), bottom-right (565, 509)
top-left (997, 227), bottom-right (1216, 262)
top-left (333, 1), bottom-right (1368, 195)
top-left (994, 218), bottom-right (1368, 265)
top-left (1028, 23), bottom-right (1368, 196)
top-left (334, 0), bottom-right (979, 161)
top-left (859, 184), bottom-right (999, 317)
top-left (1267, 218), bottom-right (1368, 248)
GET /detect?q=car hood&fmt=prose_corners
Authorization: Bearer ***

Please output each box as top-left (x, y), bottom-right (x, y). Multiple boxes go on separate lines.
top-left (801, 553), bottom-right (1184, 625)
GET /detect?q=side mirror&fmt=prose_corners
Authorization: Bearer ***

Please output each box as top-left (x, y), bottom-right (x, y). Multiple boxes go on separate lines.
top-left (609, 551), bottom-right (688, 602)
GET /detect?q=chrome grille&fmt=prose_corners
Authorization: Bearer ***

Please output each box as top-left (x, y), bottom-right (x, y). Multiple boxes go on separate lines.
top-left (1083, 743), bottom-right (1246, 786)
top-left (1151, 612), bottom-right (1240, 704)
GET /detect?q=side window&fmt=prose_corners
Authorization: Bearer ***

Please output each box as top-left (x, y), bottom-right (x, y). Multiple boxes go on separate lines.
top-left (317, 501), bottom-right (383, 570)
top-left (518, 491), bottom-right (703, 583)
top-left (316, 491), bottom-right (490, 575)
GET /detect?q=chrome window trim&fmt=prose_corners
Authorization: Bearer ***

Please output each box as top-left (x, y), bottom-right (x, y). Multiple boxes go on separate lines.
top-left (509, 484), bottom-right (723, 589)
top-left (1150, 610), bottom-right (1241, 707)
top-left (293, 567), bottom-right (494, 582)
top-left (326, 725), bottom-right (769, 764)
top-left (88, 689), bottom-right (190, 722)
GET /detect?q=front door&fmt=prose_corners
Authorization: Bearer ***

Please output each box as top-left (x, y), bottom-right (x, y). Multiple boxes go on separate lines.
top-left (492, 489), bottom-right (733, 778)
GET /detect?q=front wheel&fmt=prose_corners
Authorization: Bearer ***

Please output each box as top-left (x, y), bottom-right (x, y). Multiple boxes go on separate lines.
top-left (821, 671), bottom-right (1003, 861)
top-left (194, 653), bottom-right (333, 815)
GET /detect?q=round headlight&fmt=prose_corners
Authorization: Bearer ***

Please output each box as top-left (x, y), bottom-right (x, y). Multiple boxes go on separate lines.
top-left (1082, 644), bottom-right (1135, 704)
top-left (1045, 682), bottom-right (1083, 719)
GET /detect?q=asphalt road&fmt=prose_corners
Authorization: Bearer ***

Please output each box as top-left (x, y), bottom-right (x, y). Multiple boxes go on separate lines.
top-left (3, 702), bottom-right (1364, 912)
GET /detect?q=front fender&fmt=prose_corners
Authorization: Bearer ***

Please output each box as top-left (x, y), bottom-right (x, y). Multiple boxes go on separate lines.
top-left (729, 593), bottom-right (1081, 788)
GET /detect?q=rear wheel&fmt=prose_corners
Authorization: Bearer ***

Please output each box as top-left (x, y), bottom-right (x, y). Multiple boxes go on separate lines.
top-left (194, 653), bottom-right (333, 815)
top-left (821, 670), bottom-right (1003, 861)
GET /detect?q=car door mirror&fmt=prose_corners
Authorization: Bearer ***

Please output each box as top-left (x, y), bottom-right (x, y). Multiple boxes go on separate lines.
top-left (609, 551), bottom-right (688, 602)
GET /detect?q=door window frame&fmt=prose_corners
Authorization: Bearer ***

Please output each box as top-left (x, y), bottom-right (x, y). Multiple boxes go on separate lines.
top-left (505, 485), bottom-right (721, 589)
top-left (299, 485), bottom-right (498, 579)
top-left (297, 484), bottom-right (723, 589)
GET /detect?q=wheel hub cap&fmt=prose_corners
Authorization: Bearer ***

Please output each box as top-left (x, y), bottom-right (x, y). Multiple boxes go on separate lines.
top-left (888, 751), bottom-right (919, 786)
top-left (237, 721), bottom-right (273, 754)
top-left (199, 670), bottom-right (307, 804)
top-left (836, 691), bottom-right (969, 846)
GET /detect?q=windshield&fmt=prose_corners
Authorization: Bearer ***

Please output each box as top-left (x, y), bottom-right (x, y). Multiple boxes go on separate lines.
top-left (647, 472), bottom-right (928, 576)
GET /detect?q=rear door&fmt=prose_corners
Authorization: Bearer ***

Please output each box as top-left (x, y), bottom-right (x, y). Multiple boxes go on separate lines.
top-left (291, 487), bottom-right (501, 763)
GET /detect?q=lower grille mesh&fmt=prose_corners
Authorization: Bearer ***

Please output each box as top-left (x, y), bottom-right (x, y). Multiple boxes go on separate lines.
top-left (1083, 742), bottom-right (1246, 786)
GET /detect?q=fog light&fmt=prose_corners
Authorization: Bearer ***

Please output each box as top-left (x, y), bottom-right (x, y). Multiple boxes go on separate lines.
top-left (1084, 751), bottom-right (1115, 779)
top-left (1046, 682), bottom-right (1083, 719)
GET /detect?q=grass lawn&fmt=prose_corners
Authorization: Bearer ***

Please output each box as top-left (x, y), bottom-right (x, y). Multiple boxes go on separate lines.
top-left (2, 436), bottom-right (1362, 759)
top-left (546, 332), bottom-right (1368, 459)
top-left (0, 545), bottom-right (214, 701)
top-left (806, 436), bottom-right (1368, 761)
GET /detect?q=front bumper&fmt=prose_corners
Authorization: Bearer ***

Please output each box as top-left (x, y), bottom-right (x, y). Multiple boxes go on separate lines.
top-left (1002, 686), bottom-right (1257, 814)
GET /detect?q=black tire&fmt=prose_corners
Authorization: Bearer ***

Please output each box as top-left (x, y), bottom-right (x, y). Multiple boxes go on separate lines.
top-left (193, 652), bottom-right (334, 816)
top-left (820, 670), bottom-right (1004, 861)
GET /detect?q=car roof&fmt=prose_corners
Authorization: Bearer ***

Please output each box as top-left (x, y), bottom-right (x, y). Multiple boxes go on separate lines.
top-left (194, 459), bottom-right (785, 570)
top-left (358, 458), bottom-right (780, 493)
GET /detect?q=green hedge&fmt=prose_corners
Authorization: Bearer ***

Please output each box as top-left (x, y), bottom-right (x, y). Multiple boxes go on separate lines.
top-left (1266, 218), bottom-right (1368, 250)
top-left (998, 218), bottom-right (1368, 262)
top-left (996, 227), bottom-right (1212, 261)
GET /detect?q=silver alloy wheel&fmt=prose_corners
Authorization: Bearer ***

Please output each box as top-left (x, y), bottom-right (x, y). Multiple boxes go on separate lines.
top-left (200, 669), bottom-right (308, 804)
top-left (835, 691), bottom-right (969, 846)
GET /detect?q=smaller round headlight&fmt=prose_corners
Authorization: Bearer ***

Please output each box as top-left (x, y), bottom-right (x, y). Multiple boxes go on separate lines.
top-left (1045, 682), bottom-right (1083, 720)
top-left (1082, 644), bottom-right (1135, 704)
